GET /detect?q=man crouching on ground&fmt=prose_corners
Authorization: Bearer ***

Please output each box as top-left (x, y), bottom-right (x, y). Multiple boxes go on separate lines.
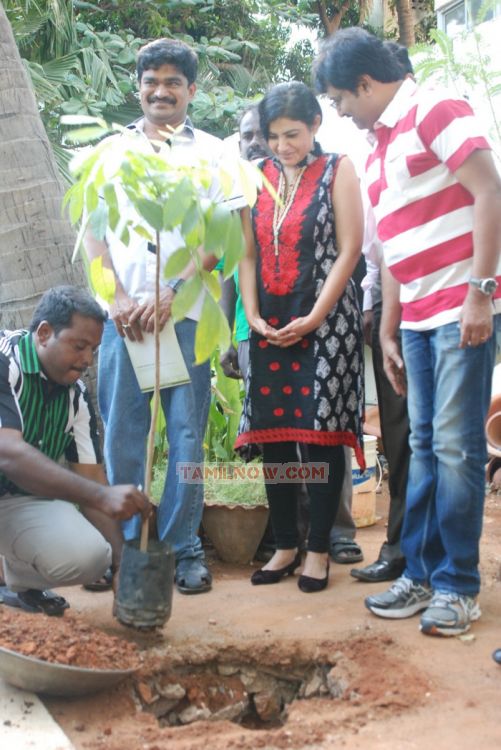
top-left (0, 285), bottom-right (153, 616)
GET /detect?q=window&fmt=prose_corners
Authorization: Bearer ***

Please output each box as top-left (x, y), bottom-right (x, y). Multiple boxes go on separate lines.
top-left (439, 0), bottom-right (499, 36)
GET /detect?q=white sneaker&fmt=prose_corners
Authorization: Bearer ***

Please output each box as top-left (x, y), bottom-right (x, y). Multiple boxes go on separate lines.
top-left (420, 591), bottom-right (481, 636)
top-left (365, 575), bottom-right (432, 619)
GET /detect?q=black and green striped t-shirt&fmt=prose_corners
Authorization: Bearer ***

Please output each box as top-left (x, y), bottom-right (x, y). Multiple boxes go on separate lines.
top-left (0, 330), bottom-right (102, 496)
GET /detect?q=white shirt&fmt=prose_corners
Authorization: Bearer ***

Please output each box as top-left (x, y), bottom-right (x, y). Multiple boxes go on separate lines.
top-left (102, 118), bottom-right (245, 321)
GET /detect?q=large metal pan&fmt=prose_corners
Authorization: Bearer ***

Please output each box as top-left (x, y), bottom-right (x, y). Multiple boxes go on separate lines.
top-left (0, 646), bottom-right (137, 697)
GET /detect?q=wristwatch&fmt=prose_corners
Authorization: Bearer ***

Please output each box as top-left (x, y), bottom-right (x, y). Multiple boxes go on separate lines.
top-left (468, 277), bottom-right (498, 296)
top-left (166, 278), bottom-right (185, 294)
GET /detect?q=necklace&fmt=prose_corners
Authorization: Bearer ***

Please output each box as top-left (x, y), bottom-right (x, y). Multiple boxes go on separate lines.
top-left (272, 166), bottom-right (306, 256)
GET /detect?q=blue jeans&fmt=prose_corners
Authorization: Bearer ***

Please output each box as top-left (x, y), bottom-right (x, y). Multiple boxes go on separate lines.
top-left (98, 318), bottom-right (210, 561)
top-left (401, 317), bottom-right (500, 595)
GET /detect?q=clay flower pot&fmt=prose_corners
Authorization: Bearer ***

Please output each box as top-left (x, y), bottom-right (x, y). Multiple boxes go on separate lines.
top-left (486, 393), bottom-right (501, 457)
top-left (202, 503), bottom-right (269, 565)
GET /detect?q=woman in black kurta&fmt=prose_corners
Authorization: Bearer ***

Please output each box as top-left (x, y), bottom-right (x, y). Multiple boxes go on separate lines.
top-left (236, 82), bottom-right (364, 591)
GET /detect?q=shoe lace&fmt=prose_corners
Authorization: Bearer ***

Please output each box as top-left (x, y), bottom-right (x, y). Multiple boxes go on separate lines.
top-left (431, 591), bottom-right (471, 611)
top-left (389, 576), bottom-right (415, 596)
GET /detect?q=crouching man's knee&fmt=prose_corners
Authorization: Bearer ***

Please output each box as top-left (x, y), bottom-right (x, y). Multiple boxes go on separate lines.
top-left (37, 532), bottom-right (112, 588)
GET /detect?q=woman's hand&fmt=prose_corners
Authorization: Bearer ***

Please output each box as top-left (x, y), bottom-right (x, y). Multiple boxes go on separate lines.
top-left (249, 314), bottom-right (278, 342)
top-left (274, 314), bottom-right (320, 348)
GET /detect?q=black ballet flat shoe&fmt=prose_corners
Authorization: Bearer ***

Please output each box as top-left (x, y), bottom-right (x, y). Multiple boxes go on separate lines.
top-left (251, 551), bottom-right (302, 585)
top-left (297, 561), bottom-right (330, 593)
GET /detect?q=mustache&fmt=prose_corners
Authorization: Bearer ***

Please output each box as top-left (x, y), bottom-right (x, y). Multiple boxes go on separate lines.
top-left (247, 145), bottom-right (269, 159)
top-left (148, 95), bottom-right (176, 105)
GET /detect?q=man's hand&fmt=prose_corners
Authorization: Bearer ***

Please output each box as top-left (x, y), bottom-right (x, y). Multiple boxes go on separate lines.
top-left (95, 485), bottom-right (155, 521)
top-left (220, 345), bottom-right (242, 379)
top-left (110, 293), bottom-right (146, 342)
top-left (363, 310), bottom-right (374, 347)
top-left (133, 288), bottom-right (176, 333)
top-left (459, 291), bottom-right (494, 348)
top-left (381, 335), bottom-right (407, 396)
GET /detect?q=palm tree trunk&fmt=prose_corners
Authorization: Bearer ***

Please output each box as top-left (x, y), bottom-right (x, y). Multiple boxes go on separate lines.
top-left (395, 0), bottom-right (416, 47)
top-left (0, 4), bottom-right (84, 329)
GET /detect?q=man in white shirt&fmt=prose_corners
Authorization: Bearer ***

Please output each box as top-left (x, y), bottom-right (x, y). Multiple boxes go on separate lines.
top-left (84, 39), bottom-right (242, 594)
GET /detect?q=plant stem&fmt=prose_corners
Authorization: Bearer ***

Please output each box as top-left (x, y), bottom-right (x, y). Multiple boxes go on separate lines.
top-left (141, 228), bottom-right (162, 550)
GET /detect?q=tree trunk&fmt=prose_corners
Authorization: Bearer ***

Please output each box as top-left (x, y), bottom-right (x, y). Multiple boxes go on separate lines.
top-left (395, 0), bottom-right (416, 47)
top-left (0, 4), bottom-right (84, 329)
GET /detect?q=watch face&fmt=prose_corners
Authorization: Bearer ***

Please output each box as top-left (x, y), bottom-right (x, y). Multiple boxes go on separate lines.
top-left (481, 279), bottom-right (498, 295)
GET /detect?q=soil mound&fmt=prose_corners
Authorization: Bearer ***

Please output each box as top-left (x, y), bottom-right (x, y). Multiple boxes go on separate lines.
top-left (0, 608), bottom-right (140, 671)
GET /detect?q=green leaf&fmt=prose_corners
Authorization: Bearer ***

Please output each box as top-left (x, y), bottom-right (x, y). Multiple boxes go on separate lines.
top-left (163, 177), bottom-right (194, 229)
top-left (204, 203), bottom-right (232, 254)
top-left (181, 203), bottom-right (205, 250)
top-left (201, 269), bottom-right (221, 301)
top-left (89, 256), bottom-right (115, 303)
top-left (238, 158), bottom-right (259, 207)
top-left (212, 439), bottom-right (229, 460)
top-left (132, 224), bottom-right (153, 240)
top-left (86, 183), bottom-right (99, 214)
top-left (163, 247), bottom-right (191, 278)
top-left (194, 295), bottom-right (229, 364)
top-left (181, 203), bottom-right (202, 238)
top-left (172, 275), bottom-right (203, 321)
top-left (102, 182), bottom-right (118, 224)
top-left (223, 212), bottom-right (245, 277)
top-left (64, 181), bottom-right (84, 225)
top-left (89, 202), bottom-right (108, 240)
top-left (136, 198), bottom-right (163, 230)
top-left (120, 225), bottom-right (130, 246)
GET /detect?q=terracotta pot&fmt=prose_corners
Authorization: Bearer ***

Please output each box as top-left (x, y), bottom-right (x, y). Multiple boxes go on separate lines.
top-left (202, 503), bottom-right (270, 565)
top-left (486, 393), bottom-right (501, 457)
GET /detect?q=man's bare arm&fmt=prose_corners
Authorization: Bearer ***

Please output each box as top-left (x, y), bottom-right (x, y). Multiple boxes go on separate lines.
top-left (454, 150), bottom-right (501, 348)
top-left (0, 428), bottom-right (152, 521)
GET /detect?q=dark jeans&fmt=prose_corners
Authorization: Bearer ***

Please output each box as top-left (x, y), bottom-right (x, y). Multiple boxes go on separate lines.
top-left (372, 303), bottom-right (410, 563)
top-left (401, 319), bottom-right (498, 595)
top-left (262, 442), bottom-right (345, 553)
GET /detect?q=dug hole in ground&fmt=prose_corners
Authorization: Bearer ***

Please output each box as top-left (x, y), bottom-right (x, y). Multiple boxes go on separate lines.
top-left (22, 480), bottom-right (501, 750)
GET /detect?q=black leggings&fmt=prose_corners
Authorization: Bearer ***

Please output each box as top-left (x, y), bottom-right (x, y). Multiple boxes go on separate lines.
top-left (261, 442), bottom-right (346, 553)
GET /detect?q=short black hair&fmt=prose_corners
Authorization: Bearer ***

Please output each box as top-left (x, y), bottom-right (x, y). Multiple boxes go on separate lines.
top-left (384, 41), bottom-right (414, 77)
top-left (238, 104), bottom-right (259, 132)
top-left (258, 82), bottom-right (322, 140)
top-left (136, 38), bottom-right (198, 84)
top-left (30, 286), bottom-right (107, 334)
top-left (314, 27), bottom-right (403, 93)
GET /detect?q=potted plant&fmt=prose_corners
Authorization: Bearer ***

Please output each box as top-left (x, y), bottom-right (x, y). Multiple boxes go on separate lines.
top-left (202, 357), bottom-right (269, 565)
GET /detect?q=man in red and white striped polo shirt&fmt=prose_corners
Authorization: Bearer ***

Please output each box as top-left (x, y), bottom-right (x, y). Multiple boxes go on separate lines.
top-left (315, 28), bottom-right (501, 636)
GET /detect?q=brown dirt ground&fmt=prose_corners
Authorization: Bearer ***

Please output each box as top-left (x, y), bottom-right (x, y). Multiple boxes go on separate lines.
top-left (37, 482), bottom-right (501, 749)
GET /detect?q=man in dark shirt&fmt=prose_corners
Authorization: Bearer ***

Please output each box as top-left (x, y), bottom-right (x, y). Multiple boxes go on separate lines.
top-left (0, 286), bottom-right (152, 615)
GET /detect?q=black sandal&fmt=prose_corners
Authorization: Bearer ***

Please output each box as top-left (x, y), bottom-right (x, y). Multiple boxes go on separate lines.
top-left (83, 567), bottom-right (113, 592)
top-left (1, 586), bottom-right (69, 616)
top-left (330, 537), bottom-right (364, 564)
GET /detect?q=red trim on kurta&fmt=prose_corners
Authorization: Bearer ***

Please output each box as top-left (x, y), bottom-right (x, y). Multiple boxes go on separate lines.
top-left (256, 157), bottom-right (328, 296)
top-left (235, 428), bottom-right (366, 471)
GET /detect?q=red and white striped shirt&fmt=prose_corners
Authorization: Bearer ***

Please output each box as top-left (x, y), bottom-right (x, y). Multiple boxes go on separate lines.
top-left (366, 78), bottom-right (501, 330)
